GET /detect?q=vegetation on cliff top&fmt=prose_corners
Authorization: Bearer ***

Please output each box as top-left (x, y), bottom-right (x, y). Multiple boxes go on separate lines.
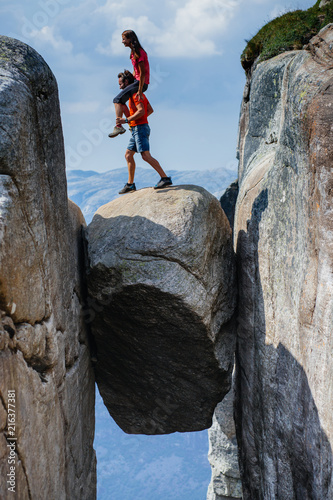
top-left (241, 0), bottom-right (333, 70)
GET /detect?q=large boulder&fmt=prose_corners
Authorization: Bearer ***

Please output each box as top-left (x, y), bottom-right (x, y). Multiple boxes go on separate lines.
top-left (234, 25), bottom-right (333, 498)
top-left (0, 37), bottom-right (96, 499)
top-left (86, 185), bottom-right (237, 434)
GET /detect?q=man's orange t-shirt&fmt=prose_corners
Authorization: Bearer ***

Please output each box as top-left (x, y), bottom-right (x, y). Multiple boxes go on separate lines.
top-left (128, 93), bottom-right (149, 127)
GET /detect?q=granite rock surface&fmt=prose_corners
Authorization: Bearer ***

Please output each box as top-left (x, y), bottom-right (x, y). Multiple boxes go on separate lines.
top-left (207, 372), bottom-right (242, 500)
top-left (234, 25), bottom-right (333, 499)
top-left (86, 185), bottom-right (237, 434)
top-left (0, 36), bottom-right (96, 499)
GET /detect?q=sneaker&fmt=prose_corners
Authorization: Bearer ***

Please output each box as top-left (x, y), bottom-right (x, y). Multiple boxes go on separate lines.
top-left (119, 183), bottom-right (136, 194)
top-left (154, 177), bottom-right (173, 189)
top-left (108, 125), bottom-right (126, 138)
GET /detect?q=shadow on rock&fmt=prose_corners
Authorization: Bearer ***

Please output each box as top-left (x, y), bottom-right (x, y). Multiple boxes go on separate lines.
top-left (235, 190), bottom-right (332, 499)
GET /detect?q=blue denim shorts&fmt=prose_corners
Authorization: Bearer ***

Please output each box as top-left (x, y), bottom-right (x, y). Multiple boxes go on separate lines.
top-left (127, 124), bottom-right (150, 153)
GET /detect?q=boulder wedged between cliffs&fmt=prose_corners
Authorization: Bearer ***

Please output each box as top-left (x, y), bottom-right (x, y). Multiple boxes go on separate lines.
top-left (86, 185), bottom-right (237, 434)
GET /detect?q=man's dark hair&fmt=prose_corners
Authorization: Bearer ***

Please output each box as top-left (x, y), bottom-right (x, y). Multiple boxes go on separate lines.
top-left (118, 69), bottom-right (135, 85)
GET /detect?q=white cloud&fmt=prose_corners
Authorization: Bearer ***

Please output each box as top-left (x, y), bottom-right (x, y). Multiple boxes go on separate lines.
top-left (27, 25), bottom-right (73, 53)
top-left (155, 0), bottom-right (236, 57)
top-left (94, 0), bottom-right (133, 15)
top-left (97, 15), bottom-right (159, 57)
top-left (95, 0), bottom-right (241, 58)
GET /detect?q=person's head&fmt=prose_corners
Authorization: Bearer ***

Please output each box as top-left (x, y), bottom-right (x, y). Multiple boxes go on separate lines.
top-left (118, 70), bottom-right (135, 89)
top-left (121, 30), bottom-right (144, 59)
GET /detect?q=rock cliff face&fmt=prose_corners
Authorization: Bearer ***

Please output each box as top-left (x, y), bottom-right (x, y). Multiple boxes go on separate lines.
top-left (86, 186), bottom-right (237, 434)
top-left (0, 37), bottom-right (96, 499)
top-left (207, 372), bottom-right (242, 500)
top-left (320, 0), bottom-right (332, 7)
top-left (233, 24), bottom-right (333, 499)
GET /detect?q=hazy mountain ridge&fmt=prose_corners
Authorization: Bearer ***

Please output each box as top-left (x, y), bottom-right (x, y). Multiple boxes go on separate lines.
top-left (66, 166), bottom-right (238, 223)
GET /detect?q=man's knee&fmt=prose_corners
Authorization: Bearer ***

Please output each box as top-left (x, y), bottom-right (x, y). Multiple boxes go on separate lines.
top-left (141, 151), bottom-right (150, 161)
top-left (125, 149), bottom-right (134, 161)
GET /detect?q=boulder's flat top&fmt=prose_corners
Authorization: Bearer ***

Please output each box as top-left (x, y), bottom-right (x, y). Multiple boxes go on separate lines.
top-left (94, 184), bottom-right (221, 226)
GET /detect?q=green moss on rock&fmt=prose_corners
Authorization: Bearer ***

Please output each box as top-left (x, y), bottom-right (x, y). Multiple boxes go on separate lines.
top-left (241, 0), bottom-right (333, 70)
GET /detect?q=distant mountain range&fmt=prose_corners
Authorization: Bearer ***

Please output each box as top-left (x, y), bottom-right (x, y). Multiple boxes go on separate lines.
top-left (66, 166), bottom-right (238, 224)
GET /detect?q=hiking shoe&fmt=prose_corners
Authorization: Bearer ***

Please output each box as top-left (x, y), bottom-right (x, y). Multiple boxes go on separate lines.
top-left (154, 177), bottom-right (172, 189)
top-left (108, 125), bottom-right (126, 138)
top-left (119, 183), bottom-right (136, 194)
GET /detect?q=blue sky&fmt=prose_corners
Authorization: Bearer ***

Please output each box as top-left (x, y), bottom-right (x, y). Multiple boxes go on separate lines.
top-left (1, 0), bottom-right (315, 173)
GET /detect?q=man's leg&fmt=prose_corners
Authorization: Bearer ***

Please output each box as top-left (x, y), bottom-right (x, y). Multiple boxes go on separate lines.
top-left (125, 149), bottom-right (136, 184)
top-left (140, 151), bottom-right (167, 178)
top-left (119, 149), bottom-right (136, 194)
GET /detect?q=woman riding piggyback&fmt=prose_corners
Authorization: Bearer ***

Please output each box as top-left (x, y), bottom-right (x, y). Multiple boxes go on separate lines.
top-left (109, 30), bottom-right (150, 138)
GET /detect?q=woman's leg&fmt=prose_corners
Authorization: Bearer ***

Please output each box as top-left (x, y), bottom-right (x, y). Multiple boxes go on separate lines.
top-left (110, 82), bottom-right (139, 137)
top-left (113, 81), bottom-right (139, 120)
top-left (121, 104), bottom-right (130, 118)
top-left (115, 102), bottom-right (124, 122)
top-left (110, 82), bottom-right (149, 137)
top-left (114, 82), bottom-right (148, 120)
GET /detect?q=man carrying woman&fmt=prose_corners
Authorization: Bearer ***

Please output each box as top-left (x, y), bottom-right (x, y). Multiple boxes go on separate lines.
top-left (115, 70), bottom-right (172, 193)
top-left (109, 30), bottom-right (150, 138)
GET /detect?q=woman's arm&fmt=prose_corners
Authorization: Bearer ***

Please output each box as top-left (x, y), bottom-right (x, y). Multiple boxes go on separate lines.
top-left (136, 61), bottom-right (146, 101)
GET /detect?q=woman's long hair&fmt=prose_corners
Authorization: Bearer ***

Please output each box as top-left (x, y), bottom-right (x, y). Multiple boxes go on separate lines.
top-left (122, 30), bottom-right (145, 59)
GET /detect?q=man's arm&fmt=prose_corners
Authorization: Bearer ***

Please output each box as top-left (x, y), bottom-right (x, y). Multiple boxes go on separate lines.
top-left (116, 101), bottom-right (145, 125)
top-left (147, 102), bottom-right (154, 117)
